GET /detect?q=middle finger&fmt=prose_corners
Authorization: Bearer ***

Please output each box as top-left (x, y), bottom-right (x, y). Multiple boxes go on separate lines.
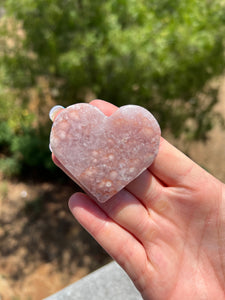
top-left (99, 189), bottom-right (158, 244)
top-left (126, 169), bottom-right (169, 214)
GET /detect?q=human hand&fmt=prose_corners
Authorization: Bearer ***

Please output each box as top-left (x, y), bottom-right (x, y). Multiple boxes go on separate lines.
top-left (52, 100), bottom-right (225, 300)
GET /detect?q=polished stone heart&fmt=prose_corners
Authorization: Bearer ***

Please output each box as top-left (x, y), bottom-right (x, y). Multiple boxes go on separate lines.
top-left (50, 103), bottom-right (161, 202)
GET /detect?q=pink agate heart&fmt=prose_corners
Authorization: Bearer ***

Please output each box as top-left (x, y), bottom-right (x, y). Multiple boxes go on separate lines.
top-left (50, 103), bottom-right (161, 202)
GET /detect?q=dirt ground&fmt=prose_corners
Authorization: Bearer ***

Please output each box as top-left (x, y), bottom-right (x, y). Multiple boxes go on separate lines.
top-left (0, 180), bottom-right (111, 300)
top-left (166, 76), bottom-right (225, 183)
top-left (0, 78), bottom-right (225, 300)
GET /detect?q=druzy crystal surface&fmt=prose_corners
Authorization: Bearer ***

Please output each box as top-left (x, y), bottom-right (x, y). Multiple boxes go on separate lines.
top-left (50, 103), bottom-right (161, 202)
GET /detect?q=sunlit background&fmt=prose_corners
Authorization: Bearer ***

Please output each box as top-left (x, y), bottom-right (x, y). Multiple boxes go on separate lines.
top-left (0, 1), bottom-right (225, 299)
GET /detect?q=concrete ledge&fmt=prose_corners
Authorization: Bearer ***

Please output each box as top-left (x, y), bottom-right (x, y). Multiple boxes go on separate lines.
top-left (44, 261), bottom-right (142, 300)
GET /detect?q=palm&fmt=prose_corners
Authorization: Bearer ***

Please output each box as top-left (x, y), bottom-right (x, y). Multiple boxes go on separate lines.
top-left (53, 100), bottom-right (225, 300)
top-left (138, 170), bottom-right (225, 300)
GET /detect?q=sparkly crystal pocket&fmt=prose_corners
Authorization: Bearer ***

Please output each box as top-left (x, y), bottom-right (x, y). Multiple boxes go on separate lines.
top-left (50, 103), bottom-right (161, 202)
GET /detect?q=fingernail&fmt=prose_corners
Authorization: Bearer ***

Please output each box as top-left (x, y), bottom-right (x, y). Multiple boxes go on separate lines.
top-left (49, 105), bottom-right (64, 122)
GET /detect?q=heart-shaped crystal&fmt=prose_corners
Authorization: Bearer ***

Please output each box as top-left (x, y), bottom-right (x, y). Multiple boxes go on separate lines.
top-left (50, 103), bottom-right (161, 202)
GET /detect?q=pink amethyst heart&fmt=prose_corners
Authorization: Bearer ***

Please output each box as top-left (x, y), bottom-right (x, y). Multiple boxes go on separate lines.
top-left (50, 103), bottom-right (161, 202)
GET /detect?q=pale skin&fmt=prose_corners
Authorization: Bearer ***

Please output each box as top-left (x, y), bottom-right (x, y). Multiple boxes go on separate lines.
top-left (52, 100), bottom-right (225, 300)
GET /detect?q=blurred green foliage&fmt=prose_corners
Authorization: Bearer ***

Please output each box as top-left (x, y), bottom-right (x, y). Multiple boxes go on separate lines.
top-left (0, 0), bottom-right (225, 177)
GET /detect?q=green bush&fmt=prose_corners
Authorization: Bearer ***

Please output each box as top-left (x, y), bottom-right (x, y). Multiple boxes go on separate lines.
top-left (0, 0), bottom-right (225, 177)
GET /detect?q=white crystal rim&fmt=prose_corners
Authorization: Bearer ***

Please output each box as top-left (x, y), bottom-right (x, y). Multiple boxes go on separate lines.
top-left (49, 105), bottom-right (64, 121)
